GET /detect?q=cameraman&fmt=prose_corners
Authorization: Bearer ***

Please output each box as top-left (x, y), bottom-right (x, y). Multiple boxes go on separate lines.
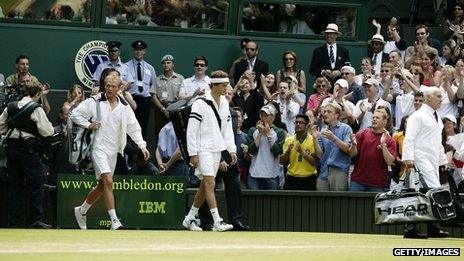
top-left (0, 84), bottom-right (54, 228)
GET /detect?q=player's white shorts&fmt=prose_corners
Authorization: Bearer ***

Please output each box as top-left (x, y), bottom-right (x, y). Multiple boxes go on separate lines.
top-left (92, 148), bottom-right (118, 180)
top-left (194, 151), bottom-right (221, 180)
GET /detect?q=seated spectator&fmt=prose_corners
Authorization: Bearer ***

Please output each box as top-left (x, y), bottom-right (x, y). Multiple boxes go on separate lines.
top-left (281, 114), bottom-right (321, 190)
top-left (316, 102), bottom-right (353, 191)
top-left (127, 144), bottom-right (159, 176)
top-left (274, 81), bottom-right (300, 135)
top-left (64, 84), bottom-right (85, 108)
top-left (340, 65), bottom-right (364, 105)
top-left (246, 104), bottom-right (286, 189)
top-left (354, 78), bottom-right (391, 131)
top-left (155, 121), bottom-right (189, 177)
top-left (277, 4), bottom-right (314, 35)
top-left (350, 109), bottom-right (396, 191)
top-left (276, 51), bottom-right (306, 95)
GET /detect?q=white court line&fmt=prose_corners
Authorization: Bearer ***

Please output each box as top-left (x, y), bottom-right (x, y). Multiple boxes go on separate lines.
top-left (0, 245), bottom-right (396, 254)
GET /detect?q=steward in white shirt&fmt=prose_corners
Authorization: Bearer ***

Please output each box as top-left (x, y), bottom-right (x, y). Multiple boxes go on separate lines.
top-left (402, 86), bottom-right (449, 239)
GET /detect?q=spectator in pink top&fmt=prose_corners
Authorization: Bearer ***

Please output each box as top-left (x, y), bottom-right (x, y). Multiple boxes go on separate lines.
top-left (306, 76), bottom-right (332, 116)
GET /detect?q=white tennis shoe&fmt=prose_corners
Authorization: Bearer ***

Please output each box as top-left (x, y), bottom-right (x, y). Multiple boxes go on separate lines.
top-left (182, 216), bottom-right (202, 231)
top-left (212, 219), bottom-right (233, 232)
top-left (74, 207), bottom-right (87, 229)
top-left (111, 219), bottom-right (123, 230)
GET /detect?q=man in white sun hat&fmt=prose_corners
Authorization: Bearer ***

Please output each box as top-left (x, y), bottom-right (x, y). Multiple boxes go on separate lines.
top-left (368, 34), bottom-right (389, 75)
top-left (309, 23), bottom-right (351, 86)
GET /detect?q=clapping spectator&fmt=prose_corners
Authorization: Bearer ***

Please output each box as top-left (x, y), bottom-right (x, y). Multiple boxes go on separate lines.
top-left (306, 76), bottom-right (332, 115)
top-left (260, 73), bottom-right (277, 102)
top-left (246, 104), bottom-right (286, 189)
top-left (321, 79), bottom-right (357, 127)
top-left (404, 25), bottom-right (441, 69)
top-left (354, 78), bottom-right (391, 131)
top-left (233, 70), bottom-right (264, 131)
top-left (274, 81), bottom-right (300, 135)
top-left (440, 41), bottom-right (455, 67)
top-left (341, 65), bottom-right (364, 105)
top-left (316, 102), bottom-right (353, 191)
top-left (354, 57), bottom-right (375, 86)
top-left (350, 109), bottom-right (396, 191)
top-left (281, 114), bottom-right (321, 190)
top-left (445, 2), bottom-right (464, 47)
top-left (64, 84), bottom-right (85, 108)
top-left (437, 65), bottom-right (458, 118)
top-left (420, 48), bottom-right (442, 87)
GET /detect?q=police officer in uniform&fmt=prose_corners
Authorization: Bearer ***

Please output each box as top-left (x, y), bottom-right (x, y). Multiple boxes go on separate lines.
top-left (125, 40), bottom-right (156, 138)
top-left (0, 84), bottom-right (54, 228)
top-left (93, 41), bottom-right (133, 92)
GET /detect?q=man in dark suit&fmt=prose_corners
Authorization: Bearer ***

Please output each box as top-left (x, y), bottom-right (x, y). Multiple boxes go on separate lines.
top-left (367, 34), bottom-right (389, 75)
top-left (234, 40), bottom-right (269, 89)
top-left (309, 23), bottom-right (351, 86)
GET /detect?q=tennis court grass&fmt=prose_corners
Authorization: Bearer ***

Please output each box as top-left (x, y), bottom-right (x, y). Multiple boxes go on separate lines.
top-left (0, 229), bottom-right (462, 260)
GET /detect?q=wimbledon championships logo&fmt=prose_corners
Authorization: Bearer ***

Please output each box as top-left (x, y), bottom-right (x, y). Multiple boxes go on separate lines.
top-left (74, 40), bottom-right (109, 89)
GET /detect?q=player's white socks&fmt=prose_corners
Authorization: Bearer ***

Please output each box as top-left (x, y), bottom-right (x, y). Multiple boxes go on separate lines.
top-left (210, 208), bottom-right (221, 223)
top-left (108, 209), bottom-right (118, 221)
top-left (187, 206), bottom-right (199, 220)
top-left (80, 201), bottom-right (92, 215)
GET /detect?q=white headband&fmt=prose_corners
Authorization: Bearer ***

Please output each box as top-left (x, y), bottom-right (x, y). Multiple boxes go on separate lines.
top-left (210, 78), bottom-right (230, 84)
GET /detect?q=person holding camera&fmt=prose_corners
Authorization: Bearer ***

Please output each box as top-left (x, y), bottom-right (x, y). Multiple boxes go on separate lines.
top-left (4, 55), bottom-right (51, 114)
top-left (0, 83), bottom-right (54, 228)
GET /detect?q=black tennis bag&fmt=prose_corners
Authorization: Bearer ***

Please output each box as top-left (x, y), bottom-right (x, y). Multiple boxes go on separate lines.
top-left (429, 171), bottom-right (464, 228)
top-left (166, 100), bottom-right (191, 160)
top-left (167, 98), bottom-right (223, 161)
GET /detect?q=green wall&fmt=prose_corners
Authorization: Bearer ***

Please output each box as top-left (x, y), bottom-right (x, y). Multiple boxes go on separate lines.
top-left (0, 23), bottom-right (367, 91)
top-left (0, 0), bottom-right (370, 92)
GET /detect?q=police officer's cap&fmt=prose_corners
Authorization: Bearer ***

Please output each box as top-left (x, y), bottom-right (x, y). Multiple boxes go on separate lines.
top-left (131, 40), bottom-right (147, 50)
top-left (105, 41), bottom-right (122, 52)
top-left (161, 54), bottom-right (174, 63)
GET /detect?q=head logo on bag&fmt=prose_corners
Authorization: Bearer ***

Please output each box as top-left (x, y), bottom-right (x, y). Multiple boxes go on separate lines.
top-left (377, 203), bottom-right (429, 216)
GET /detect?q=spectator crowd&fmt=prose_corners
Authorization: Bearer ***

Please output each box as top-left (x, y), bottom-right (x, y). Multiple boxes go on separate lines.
top-left (3, 6), bottom-right (464, 232)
